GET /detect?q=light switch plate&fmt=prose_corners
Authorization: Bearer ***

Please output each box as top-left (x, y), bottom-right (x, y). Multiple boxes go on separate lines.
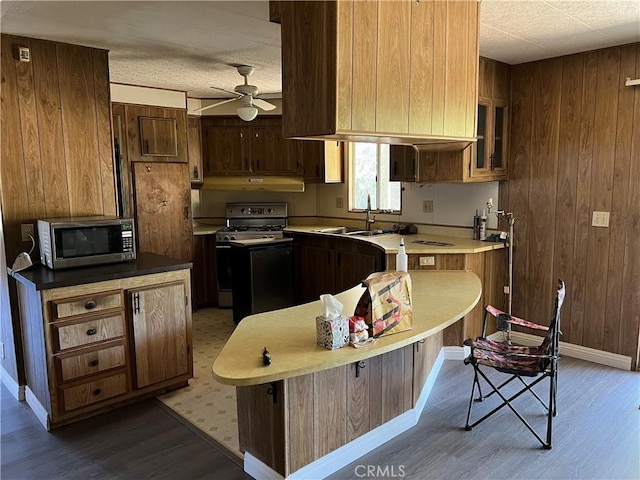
top-left (592, 211), bottom-right (610, 228)
top-left (423, 200), bottom-right (433, 213)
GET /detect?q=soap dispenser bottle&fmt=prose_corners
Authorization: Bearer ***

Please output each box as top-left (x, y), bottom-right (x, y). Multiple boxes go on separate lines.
top-left (396, 238), bottom-right (408, 272)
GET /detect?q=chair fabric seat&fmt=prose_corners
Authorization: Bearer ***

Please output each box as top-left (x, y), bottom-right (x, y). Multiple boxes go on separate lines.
top-left (464, 337), bottom-right (549, 375)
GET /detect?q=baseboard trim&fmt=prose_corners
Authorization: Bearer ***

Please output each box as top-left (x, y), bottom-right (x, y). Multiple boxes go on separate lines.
top-left (25, 387), bottom-right (50, 430)
top-left (1, 365), bottom-right (25, 401)
top-left (488, 331), bottom-right (632, 371)
top-left (245, 346), bottom-right (447, 480)
top-left (443, 345), bottom-right (469, 361)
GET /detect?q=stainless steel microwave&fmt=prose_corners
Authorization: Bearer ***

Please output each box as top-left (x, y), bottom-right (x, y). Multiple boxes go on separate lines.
top-left (37, 216), bottom-right (136, 270)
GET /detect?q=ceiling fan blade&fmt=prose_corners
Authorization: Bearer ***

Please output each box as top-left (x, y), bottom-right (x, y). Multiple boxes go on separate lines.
top-left (253, 98), bottom-right (277, 111)
top-left (210, 86), bottom-right (240, 96)
top-left (192, 97), bottom-right (240, 113)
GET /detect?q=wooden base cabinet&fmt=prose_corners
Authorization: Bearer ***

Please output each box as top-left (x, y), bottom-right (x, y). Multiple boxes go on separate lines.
top-left (16, 268), bottom-right (193, 429)
top-left (291, 234), bottom-right (385, 304)
top-left (237, 333), bottom-right (442, 477)
top-left (386, 249), bottom-right (506, 345)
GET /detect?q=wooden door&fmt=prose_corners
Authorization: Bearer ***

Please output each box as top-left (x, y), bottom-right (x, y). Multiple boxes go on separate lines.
top-left (203, 125), bottom-right (247, 174)
top-left (192, 234), bottom-right (217, 308)
top-left (298, 245), bottom-right (335, 303)
top-left (133, 163), bottom-right (192, 262)
top-left (389, 145), bottom-right (417, 182)
top-left (124, 105), bottom-right (188, 163)
top-left (129, 281), bottom-right (190, 388)
top-left (251, 125), bottom-right (298, 174)
top-left (237, 382), bottom-right (286, 475)
top-left (334, 250), bottom-right (378, 293)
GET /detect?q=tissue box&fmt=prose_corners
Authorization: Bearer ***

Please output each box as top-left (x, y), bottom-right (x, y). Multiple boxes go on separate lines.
top-left (316, 315), bottom-right (350, 350)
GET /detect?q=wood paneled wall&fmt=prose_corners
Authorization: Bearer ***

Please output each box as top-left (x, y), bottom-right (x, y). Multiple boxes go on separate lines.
top-left (0, 34), bottom-right (115, 384)
top-left (505, 43), bottom-right (640, 368)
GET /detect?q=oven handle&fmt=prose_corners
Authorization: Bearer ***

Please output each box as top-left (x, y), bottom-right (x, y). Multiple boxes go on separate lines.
top-left (216, 245), bottom-right (232, 249)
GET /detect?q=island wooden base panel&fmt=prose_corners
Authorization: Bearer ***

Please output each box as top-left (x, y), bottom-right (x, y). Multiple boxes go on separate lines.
top-left (386, 249), bottom-right (506, 347)
top-left (237, 331), bottom-right (443, 477)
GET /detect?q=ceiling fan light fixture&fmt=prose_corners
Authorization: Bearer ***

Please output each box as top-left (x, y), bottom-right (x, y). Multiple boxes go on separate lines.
top-left (237, 105), bottom-right (258, 122)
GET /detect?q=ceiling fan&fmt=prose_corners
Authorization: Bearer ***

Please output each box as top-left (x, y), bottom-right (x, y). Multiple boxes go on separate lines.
top-left (194, 65), bottom-right (278, 121)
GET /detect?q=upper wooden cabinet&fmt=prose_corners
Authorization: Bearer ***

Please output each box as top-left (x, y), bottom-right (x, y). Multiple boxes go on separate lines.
top-left (389, 57), bottom-right (511, 183)
top-left (201, 116), bottom-right (300, 175)
top-left (301, 141), bottom-right (344, 184)
top-left (472, 57), bottom-right (511, 180)
top-left (123, 104), bottom-right (188, 163)
top-left (187, 115), bottom-right (203, 184)
top-left (389, 145), bottom-right (417, 182)
top-left (278, 1), bottom-right (479, 145)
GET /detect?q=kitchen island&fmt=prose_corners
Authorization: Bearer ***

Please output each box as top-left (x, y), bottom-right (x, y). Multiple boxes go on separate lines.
top-left (213, 270), bottom-right (481, 479)
top-left (285, 226), bottom-right (505, 347)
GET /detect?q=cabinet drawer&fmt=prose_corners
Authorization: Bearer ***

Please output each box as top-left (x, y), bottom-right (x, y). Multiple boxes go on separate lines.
top-left (61, 372), bottom-right (128, 412)
top-left (57, 343), bottom-right (127, 382)
top-left (53, 313), bottom-right (125, 352)
top-left (53, 290), bottom-right (123, 319)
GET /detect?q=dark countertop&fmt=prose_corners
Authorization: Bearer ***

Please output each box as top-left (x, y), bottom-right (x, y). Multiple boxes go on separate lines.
top-left (9, 253), bottom-right (192, 291)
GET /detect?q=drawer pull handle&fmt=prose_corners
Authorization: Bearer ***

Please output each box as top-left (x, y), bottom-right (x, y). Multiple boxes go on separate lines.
top-left (93, 388), bottom-right (102, 396)
top-left (85, 300), bottom-right (97, 310)
top-left (90, 359), bottom-right (99, 367)
top-left (86, 328), bottom-right (97, 336)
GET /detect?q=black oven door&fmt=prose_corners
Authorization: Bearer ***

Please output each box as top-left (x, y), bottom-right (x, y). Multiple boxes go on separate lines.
top-left (216, 243), bottom-right (233, 308)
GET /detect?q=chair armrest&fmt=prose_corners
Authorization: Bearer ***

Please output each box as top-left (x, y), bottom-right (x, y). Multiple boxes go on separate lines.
top-left (485, 305), bottom-right (549, 332)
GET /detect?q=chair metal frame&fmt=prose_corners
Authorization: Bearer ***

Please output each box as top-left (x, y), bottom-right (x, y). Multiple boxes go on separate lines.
top-left (463, 279), bottom-right (566, 449)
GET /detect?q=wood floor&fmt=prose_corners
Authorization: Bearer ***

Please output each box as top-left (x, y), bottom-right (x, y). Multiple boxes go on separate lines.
top-left (2, 356), bottom-right (638, 479)
top-left (0, 388), bottom-right (250, 479)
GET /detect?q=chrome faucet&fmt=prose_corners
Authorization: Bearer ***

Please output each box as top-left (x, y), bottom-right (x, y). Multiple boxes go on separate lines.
top-left (365, 194), bottom-right (375, 231)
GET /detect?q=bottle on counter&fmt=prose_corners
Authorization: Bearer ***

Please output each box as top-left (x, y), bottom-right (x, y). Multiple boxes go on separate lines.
top-left (473, 210), bottom-right (480, 240)
top-left (480, 210), bottom-right (487, 241)
top-left (396, 238), bottom-right (408, 272)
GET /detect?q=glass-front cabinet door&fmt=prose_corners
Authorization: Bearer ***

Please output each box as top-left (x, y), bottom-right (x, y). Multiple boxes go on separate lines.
top-left (471, 99), bottom-right (508, 180)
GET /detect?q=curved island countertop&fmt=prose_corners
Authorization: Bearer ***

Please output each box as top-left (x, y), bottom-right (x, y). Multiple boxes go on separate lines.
top-left (284, 225), bottom-right (505, 254)
top-left (212, 270), bottom-right (481, 386)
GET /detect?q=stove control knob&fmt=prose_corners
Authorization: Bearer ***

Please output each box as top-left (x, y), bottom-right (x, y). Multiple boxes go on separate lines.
top-left (230, 235), bottom-right (236, 241)
top-left (240, 208), bottom-right (245, 213)
top-left (223, 235), bottom-right (230, 241)
top-left (258, 208), bottom-right (264, 214)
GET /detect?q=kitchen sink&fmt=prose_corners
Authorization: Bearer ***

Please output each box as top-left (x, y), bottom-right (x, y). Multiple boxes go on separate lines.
top-left (343, 229), bottom-right (388, 237)
top-left (310, 227), bottom-right (390, 237)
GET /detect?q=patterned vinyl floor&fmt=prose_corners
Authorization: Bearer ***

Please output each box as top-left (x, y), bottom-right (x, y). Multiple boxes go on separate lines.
top-left (157, 307), bottom-right (241, 458)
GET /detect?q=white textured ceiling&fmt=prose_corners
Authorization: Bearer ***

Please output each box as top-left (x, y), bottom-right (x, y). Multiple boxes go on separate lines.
top-left (1, 1), bottom-right (639, 100)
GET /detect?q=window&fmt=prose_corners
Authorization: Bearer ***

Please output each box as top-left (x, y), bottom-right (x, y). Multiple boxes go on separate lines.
top-left (349, 143), bottom-right (401, 212)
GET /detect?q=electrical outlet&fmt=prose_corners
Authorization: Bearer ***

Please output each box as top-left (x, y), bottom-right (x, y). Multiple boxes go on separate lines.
top-left (21, 223), bottom-right (34, 242)
top-left (419, 256), bottom-right (435, 266)
top-left (592, 211), bottom-right (610, 227)
top-left (423, 200), bottom-right (433, 213)
top-left (336, 197), bottom-right (344, 209)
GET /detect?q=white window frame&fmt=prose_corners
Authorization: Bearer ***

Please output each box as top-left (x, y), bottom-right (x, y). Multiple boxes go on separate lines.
top-left (348, 142), bottom-right (402, 214)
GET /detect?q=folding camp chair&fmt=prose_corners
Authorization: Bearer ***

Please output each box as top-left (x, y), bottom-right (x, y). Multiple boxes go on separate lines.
top-left (463, 279), bottom-right (565, 449)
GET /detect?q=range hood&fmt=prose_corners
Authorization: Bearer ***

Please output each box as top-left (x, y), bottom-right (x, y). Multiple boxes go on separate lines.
top-left (200, 176), bottom-right (305, 193)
